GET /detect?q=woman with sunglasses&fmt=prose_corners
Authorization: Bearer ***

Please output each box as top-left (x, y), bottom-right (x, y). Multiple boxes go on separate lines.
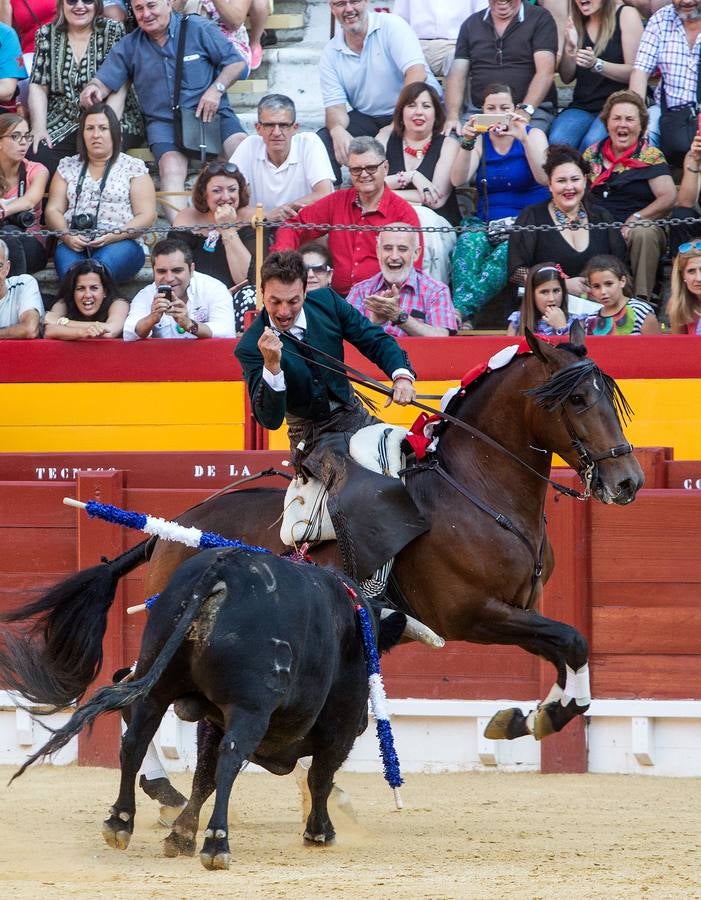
top-left (170, 161), bottom-right (259, 334)
top-left (0, 113), bottom-right (49, 274)
top-left (27, 0), bottom-right (142, 177)
top-left (45, 103), bottom-right (156, 282)
top-left (301, 241), bottom-right (334, 291)
top-left (44, 257), bottom-right (129, 338)
top-left (667, 243), bottom-right (701, 335)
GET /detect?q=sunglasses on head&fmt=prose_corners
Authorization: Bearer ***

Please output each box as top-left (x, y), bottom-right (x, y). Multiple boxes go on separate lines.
top-left (678, 240), bottom-right (701, 254)
top-left (305, 263), bottom-right (331, 274)
top-left (205, 162), bottom-right (239, 177)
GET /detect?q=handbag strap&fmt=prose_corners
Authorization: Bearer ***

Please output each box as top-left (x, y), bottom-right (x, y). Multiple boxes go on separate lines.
top-left (172, 14), bottom-right (190, 112)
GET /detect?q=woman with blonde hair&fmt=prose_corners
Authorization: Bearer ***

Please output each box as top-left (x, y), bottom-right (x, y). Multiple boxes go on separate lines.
top-left (666, 244), bottom-right (701, 335)
top-left (549, 0), bottom-right (642, 152)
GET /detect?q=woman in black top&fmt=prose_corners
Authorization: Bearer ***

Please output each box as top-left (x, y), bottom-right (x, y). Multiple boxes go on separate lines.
top-left (507, 144), bottom-right (626, 298)
top-left (170, 161), bottom-right (259, 334)
top-left (379, 81), bottom-right (460, 226)
top-left (549, 0), bottom-right (643, 152)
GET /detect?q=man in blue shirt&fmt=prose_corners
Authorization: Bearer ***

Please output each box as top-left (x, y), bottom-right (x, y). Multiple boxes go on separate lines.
top-left (80, 0), bottom-right (247, 221)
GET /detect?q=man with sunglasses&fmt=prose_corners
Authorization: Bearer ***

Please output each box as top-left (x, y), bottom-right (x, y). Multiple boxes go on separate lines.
top-left (271, 136), bottom-right (422, 296)
top-left (231, 94), bottom-right (335, 223)
top-left (79, 0), bottom-right (247, 222)
top-left (318, 0), bottom-right (440, 184)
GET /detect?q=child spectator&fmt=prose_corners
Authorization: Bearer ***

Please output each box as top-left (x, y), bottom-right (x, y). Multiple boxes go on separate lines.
top-left (29, 0), bottom-right (144, 177)
top-left (0, 113), bottom-right (49, 275)
top-left (667, 243), bottom-right (701, 335)
top-left (549, 0), bottom-right (642, 152)
top-left (44, 103), bottom-right (156, 283)
top-left (43, 258), bottom-right (129, 338)
top-left (583, 254), bottom-right (660, 335)
top-left (506, 261), bottom-right (588, 336)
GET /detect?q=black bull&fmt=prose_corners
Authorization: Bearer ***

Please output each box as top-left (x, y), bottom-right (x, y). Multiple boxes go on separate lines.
top-left (14, 547), bottom-right (406, 870)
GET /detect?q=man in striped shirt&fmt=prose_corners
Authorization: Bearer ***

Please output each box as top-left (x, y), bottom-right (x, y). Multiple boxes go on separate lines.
top-left (346, 226), bottom-right (457, 337)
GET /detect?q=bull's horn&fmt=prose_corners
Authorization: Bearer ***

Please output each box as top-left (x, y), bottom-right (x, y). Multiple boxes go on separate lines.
top-left (380, 608), bottom-right (445, 649)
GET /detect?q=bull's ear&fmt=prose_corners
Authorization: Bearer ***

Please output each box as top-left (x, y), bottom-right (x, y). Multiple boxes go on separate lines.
top-left (525, 327), bottom-right (548, 362)
top-left (569, 318), bottom-right (586, 347)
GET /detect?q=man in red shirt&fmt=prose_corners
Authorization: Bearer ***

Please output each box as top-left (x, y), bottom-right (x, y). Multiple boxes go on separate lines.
top-left (271, 135), bottom-right (422, 295)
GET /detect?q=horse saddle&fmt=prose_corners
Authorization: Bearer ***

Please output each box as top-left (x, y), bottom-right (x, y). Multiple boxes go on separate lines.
top-left (280, 424), bottom-right (429, 580)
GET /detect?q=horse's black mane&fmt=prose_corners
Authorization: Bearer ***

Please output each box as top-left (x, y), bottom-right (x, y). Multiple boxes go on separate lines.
top-left (525, 356), bottom-right (633, 426)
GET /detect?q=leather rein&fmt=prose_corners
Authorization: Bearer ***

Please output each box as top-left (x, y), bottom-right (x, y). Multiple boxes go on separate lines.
top-left (279, 332), bottom-right (632, 501)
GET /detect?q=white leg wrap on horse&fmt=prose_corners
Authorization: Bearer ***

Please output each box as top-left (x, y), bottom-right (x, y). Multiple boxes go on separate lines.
top-left (138, 740), bottom-right (168, 782)
top-left (565, 663), bottom-right (591, 707)
top-left (541, 681), bottom-right (566, 707)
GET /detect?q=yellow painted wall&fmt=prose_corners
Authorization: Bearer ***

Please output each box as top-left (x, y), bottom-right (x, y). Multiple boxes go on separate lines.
top-left (2, 378), bottom-right (700, 458)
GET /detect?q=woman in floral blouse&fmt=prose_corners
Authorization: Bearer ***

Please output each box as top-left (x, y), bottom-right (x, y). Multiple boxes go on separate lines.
top-left (27, 0), bottom-right (142, 177)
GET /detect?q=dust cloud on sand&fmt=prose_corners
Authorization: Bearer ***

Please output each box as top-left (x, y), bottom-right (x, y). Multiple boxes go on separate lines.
top-left (0, 766), bottom-right (699, 899)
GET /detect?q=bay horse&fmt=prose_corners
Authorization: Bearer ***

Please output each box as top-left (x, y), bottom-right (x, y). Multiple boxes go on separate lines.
top-left (1, 325), bottom-right (643, 747)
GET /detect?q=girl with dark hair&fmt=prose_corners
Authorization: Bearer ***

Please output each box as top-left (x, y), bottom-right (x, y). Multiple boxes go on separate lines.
top-left (44, 258), bottom-right (129, 338)
top-left (583, 254), bottom-right (660, 335)
top-left (27, 0), bottom-right (142, 177)
top-left (450, 82), bottom-right (549, 325)
top-left (506, 261), bottom-right (588, 336)
top-left (171, 160), bottom-right (258, 333)
top-left (0, 112), bottom-right (49, 274)
top-left (507, 144), bottom-right (626, 299)
top-left (44, 103), bottom-right (156, 282)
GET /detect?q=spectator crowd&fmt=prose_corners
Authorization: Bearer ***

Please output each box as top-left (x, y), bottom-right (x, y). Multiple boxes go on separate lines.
top-left (2, 0), bottom-right (701, 342)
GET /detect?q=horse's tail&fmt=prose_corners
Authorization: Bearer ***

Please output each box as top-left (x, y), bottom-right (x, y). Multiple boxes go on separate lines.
top-left (0, 540), bottom-right (150, 710)
top-left (11, 554), bottom-right (229, 783)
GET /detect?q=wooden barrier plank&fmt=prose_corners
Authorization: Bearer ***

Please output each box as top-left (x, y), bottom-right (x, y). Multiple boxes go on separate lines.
top-left (590, 492), bottom-right (701, 582)
top-left (593, 607), bottom-right (701, 654)
top-left (666, 460), bottom-right (701, 489)
top-left (591, 654), bottom-right (701, 699)
top-left (592, 582), bottom-right (700, 608)
top-left (0, 529), bottom-right (75, 573)
top-left (0, 484), bottom-right (75, 525)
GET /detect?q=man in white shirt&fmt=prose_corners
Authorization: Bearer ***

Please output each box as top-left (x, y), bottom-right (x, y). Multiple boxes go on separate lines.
top-left (393, 0), bottom-right (485, 77)
top-left (231, 94), bottom-right (335, 222)
top-left (0, 238), bottom-right (43, 340)
top-left (123, 238), bottom-right (235, 341)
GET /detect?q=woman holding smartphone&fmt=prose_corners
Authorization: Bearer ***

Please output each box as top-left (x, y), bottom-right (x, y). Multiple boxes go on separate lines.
top-left (450, 83), bottom-right (549, 327)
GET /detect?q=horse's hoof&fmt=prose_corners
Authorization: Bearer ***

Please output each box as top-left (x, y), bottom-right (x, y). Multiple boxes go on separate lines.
top-left (303, 829), bottom-right (335, 846)
top-left (200, 851), bottom-right (231, 870)
top-left (533, 705), bottom-right (557, 741)
top-left (484, 707), bottom-right (530, 740)
top-left (163, 831), bottom-right (196, 858)
top-left (102, 820), bottom-right (131, 850)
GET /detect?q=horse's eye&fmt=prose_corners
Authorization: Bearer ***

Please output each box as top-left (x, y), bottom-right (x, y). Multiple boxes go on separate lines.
top-left (569, 394), bottom-right (585, 407)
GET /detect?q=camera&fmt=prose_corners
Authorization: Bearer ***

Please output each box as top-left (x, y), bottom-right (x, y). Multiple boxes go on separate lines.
top-left (5, 210), bottom-right (35, 230)
top-left (71, 212), bottom-right (96, 231)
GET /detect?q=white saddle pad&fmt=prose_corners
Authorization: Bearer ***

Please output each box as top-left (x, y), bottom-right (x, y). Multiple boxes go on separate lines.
top-left (279, 424), bottom-right (408, 547)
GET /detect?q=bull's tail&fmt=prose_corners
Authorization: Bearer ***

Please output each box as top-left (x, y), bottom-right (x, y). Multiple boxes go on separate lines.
top-left (0, 541), bottom-right (150, 710)
top-left (10, 553), bottom-right (230, 783)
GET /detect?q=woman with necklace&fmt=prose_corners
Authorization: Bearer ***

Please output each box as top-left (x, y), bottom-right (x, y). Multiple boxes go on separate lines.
top-left (0, 113), bottom-right (49, 274)
top-left (45, 103), bottom-right (156, 281)
top-left (27, 0), bottom-right (142, 178)
top-left (450, 82), bottom-right (549, 326)
top-left (507, 144), bottom-right (625, 299)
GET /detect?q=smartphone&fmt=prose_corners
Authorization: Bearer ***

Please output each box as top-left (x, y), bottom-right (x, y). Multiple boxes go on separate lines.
top-left (697, 112), bottom-right (701, 136)
top-left (158, 285), bottom-right (173, 302)
top-left (471, 113), bottom-right (510, 133)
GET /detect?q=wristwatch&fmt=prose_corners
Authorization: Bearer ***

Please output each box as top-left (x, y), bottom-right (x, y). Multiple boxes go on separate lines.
top-left (57, 316), bottom-right (70, 327)
top-left (593, 58), bottom-right (605, 74)
top-left (391, 311), bottom-right (409, 327)
top-left (214, 81), bottom-right (226, 94)
top-left (187, 320), bottom-right (200, 336)
top-left (516, 103), bottom-right (535, 117)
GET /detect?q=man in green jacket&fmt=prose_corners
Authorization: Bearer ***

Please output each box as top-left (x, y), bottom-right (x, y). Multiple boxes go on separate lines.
top-left (235, 250), bottom-right (428, 588)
